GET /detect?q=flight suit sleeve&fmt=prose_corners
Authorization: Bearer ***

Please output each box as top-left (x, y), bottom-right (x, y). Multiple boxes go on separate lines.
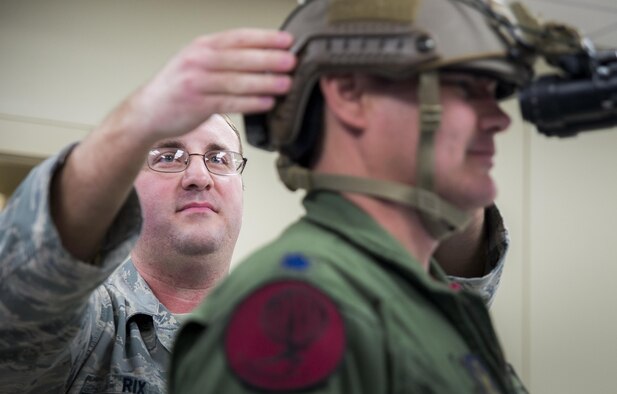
top-left (170, 279), bottom-right (389, 394)
top-left (0, 145), bottom-right (142, 392)
top-left (447, 204), bottom-right (509, 307)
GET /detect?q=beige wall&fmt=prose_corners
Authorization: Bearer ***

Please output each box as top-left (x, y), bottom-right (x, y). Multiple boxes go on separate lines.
top-left (1, 1), bottom-right (616, 393)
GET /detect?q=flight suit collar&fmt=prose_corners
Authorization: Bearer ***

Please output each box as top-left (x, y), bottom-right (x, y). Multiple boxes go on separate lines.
top-left (302, 190), bottom-right (452, 291)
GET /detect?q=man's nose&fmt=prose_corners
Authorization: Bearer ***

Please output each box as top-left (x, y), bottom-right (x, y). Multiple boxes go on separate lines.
top-left (181, 155), bottom-right (213, 190)
top-left (479, 100), bottom-right (511, 134)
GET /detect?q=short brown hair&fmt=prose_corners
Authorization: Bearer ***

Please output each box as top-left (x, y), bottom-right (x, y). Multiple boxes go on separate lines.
top-left (220, 114), bottom-right (243, 155)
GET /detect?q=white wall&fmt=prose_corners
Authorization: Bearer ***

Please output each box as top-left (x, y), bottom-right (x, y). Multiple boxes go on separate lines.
top-left (1, 1), bottom-right (616, 392)
top-left (0, 0), bottom-right (301, 261)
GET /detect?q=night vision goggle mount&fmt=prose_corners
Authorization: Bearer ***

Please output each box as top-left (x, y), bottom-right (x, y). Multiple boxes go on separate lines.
top-left (518, 26), bottom-right (617, 137)
top-left (500, 4), bottom-right (617, 137)
top-left (454, 0), bottom-right (617, 137)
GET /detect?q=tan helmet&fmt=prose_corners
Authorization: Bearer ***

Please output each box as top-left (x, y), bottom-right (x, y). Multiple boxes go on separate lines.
top-left (245, 0), bottom-right (538, 239)
top-left (247, 0), bottom-right (534, 158)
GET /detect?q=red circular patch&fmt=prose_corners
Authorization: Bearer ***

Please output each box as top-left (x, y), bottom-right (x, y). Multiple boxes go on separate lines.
top-left (224, 280), bottom-right (346, 391)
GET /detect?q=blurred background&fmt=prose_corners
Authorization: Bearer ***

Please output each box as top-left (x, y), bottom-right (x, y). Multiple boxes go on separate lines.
top-left (1, 1), bottom-right (616, 392)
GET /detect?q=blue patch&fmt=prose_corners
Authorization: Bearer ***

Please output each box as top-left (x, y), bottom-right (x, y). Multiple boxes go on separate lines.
top-left (281, 254), bottom-right (310, 270)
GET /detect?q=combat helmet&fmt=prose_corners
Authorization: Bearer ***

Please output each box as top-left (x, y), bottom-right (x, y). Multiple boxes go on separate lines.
top-left (245, 0), bottom-right (555, 239)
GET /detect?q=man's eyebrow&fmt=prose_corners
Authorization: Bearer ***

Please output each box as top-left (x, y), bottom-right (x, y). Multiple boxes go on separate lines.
top-left (151, 141), bottom-right (237, 152)
top-left (206, 142), bottom-right (232, 152)
top-left (153, 140), bottom-right (184, 150)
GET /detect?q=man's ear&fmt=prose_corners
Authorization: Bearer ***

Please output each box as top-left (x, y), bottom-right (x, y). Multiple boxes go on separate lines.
top-left (319, 73), bottom-right (368, 130)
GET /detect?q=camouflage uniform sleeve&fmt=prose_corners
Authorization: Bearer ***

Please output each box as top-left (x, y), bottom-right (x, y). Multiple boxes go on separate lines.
top-left (447, 204), bottom-right (509, 307)
top-left (0, 144), bottom-right (142, 392)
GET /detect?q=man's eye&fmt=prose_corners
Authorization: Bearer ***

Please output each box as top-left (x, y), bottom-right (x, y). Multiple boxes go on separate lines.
top-left (151, 150), bottom-right (185, 165)
top-left (209, 153), bottom-right (229, 165)
top-left (159, 154), bottom-right (176, 162)
top-left (452, 81), bottom-right (475, 98)
top-left (444, 78), bottom-right (497, 100)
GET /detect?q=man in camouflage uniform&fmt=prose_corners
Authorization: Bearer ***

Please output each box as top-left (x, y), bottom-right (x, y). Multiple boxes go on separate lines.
top-left (0, 15), bottom-right (508, 394)
top-left (0, 29), bottom-right (294, 394)
top-left (169, 0), bottom-right (540, 393)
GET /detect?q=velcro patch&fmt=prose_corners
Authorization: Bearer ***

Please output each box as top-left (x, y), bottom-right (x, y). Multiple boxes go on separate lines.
top-left (329, 0), bottom-right (420, 23)
top-left (224, 280), bottom-right (346, 392)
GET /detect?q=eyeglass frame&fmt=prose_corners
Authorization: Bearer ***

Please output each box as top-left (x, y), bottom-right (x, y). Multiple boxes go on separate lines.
top-left (146, 148), bottom-right (248, 176)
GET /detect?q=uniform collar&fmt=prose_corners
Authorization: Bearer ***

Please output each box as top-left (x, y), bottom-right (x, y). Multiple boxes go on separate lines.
top-left (302, 191), bottom-right (452, 289)
top-left (106, 258), bottom-right (180, 352)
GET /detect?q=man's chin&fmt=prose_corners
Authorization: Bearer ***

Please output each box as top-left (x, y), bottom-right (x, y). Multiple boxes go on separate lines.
top-left (173, 235), bottom-right (219, 257)
top-left (455, 190), bottom-right (497, 213)
top-left (438, 178), bottom-right (496, 211)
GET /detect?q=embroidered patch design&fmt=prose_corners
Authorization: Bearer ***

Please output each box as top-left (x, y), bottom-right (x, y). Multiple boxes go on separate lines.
top-left (225, 280), bottom-right (345, 392)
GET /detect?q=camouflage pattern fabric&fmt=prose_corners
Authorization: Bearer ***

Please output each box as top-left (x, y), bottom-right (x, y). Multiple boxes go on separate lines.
top-left (0, 147), bottom-right (179, 393)
top-left (453, 204), bottom-right (509, 307)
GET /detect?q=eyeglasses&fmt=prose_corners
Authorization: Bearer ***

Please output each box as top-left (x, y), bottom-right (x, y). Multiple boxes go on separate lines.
top-left (147, 148), bottom-right (247, 175)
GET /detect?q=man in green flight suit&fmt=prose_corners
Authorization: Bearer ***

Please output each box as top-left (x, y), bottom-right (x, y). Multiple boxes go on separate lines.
top-left (170, 0), bottom-right (543, 392)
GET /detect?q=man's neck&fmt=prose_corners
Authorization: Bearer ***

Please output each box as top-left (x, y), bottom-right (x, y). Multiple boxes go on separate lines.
top-left (136, 270), bottom-right (214, 313)
top-left (313, 122), bottom-right (438, 270)
top-left (346, 193), bottom-right (438, 270)
top-left (131, 251), bottom-right (230, 314)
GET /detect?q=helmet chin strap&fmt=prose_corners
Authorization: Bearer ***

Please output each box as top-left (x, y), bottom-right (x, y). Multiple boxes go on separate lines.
top-left (276, 71), bottom-right (471, 241)
top-left (416, 71), bottom-right (472, 239)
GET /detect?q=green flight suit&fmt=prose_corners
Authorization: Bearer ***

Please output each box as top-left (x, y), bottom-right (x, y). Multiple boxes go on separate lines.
top-left (171, 191), bottom-right (527, 393)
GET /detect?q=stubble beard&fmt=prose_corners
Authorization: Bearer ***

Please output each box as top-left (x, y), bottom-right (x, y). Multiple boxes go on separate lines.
top-left (168, 228), bottom-right (222, 257)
